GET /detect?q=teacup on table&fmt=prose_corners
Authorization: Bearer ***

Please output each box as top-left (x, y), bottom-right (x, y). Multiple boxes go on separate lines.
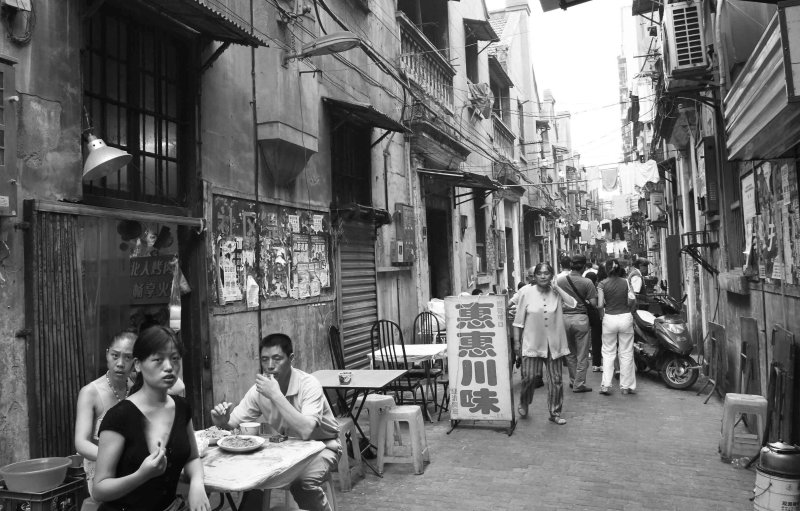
top-left (239, 422), bottom-right (261, 435)
top-left (338, 371), bottom-right (352, 385)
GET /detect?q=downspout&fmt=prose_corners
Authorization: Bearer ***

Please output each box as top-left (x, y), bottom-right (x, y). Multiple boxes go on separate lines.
top-left (382, 133), bottom-right (400, 323)
top-left (251, 0), bottom-right (263, 343)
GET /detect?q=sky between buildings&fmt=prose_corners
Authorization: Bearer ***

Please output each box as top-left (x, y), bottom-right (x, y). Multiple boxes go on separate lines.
top-left (487, 0), bottom-right (638, 171)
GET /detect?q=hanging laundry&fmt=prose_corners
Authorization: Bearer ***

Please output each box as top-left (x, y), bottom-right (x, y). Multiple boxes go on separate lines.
top-left (612, 195), bottom-right (631, 218)
top-left (602, 167), bottom-right (619, 191)
top-left (635, 159), bottom-right (659, 187)
top-left (611, 219), bottom-right (624, 240)
top-left (618, 163), bottom-right (637, 195)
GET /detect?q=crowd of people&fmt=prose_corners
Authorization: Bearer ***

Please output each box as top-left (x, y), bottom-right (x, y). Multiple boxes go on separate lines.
top-left (74, 327), bottom-right (339, 511)
top-left (511, 254), bottom-right (646, 423)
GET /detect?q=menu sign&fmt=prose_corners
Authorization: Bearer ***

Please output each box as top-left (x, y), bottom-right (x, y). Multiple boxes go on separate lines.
top-left (445, 295), bottom-right (513, 424)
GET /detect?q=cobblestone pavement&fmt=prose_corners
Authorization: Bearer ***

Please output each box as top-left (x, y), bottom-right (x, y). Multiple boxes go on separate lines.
top-left (330, 367), bottom-right (756, 511)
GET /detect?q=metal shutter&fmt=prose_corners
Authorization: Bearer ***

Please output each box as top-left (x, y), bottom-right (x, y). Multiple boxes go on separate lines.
top-left (336, 220), bottom-right (378, 369)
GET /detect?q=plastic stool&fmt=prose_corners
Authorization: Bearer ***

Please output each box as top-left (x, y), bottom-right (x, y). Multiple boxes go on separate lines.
top-left (354, 393), bottom-right (396, 439)
top-left (376, 405), bottom-right (429, 475)
top-left (720, 393), bottom-right (768, 459)
top-left (333, 417), bottom-right (363, 492)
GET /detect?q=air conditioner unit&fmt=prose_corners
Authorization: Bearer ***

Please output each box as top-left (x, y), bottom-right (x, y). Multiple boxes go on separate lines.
top-left (661, 1), bottom-right (709, 91)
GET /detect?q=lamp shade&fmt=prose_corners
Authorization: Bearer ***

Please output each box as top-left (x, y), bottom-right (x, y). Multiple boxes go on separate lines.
top-left (300, 31), bottom-right (360, 57)
top-left (82, 134), bottom-right (132, 182)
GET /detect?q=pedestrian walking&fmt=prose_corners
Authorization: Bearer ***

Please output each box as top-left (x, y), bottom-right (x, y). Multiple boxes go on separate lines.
top-left (513, 262), bottom-right (578, 424)
top-left (589, 264), bottom-right (607, 372)
top-left (558, 254), bottom-right (597, 393)
top-left (597, 259), bottom-right (637, 395)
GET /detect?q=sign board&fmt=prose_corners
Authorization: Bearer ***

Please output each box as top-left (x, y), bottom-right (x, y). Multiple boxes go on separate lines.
top-left (444, 295), bottom-right (514, 429)
top-left (130, 255), bottom-right (175, 305)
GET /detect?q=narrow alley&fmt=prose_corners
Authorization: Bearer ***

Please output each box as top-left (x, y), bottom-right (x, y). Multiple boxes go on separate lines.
top-left (337, 372), bottom-right (754, 511)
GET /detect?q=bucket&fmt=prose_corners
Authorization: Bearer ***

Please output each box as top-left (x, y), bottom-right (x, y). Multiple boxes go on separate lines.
top-left (753, 468), bottom-right (800, 510)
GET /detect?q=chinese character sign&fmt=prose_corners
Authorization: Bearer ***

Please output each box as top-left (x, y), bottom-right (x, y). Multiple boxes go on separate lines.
top-left (445, 295), bottom-right (513, 422)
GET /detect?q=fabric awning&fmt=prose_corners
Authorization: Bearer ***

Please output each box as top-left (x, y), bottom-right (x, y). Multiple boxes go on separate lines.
top-left (463, 19), bottom-right (500, 42)
top-left (489, 56), bottom-right (514, 88)
top-left (135, 0), bottom-right (266, 46)
top-left (417, 168), bottom-right (499, 191)
top-left (324, 98), bottom-right (408, 133)
top-left (539, 0), bottom-right (594, 12)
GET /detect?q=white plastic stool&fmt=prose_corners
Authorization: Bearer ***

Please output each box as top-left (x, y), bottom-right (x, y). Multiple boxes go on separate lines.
top-left (376, 405), bottom-right (429, 475)
top-left (719, 393), bottom-right (768, 459)
top-left (333, 417), bottom-right (363, 492)
top-left (354, 393), bottom-right (396, 439)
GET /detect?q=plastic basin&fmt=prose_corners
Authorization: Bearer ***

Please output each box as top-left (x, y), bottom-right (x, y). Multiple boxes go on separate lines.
top-left (0, 457), bottom-right (71, 493)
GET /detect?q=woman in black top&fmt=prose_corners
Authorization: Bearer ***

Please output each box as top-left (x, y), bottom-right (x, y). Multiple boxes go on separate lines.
top-left (94, 326), bottom-right (210, 511)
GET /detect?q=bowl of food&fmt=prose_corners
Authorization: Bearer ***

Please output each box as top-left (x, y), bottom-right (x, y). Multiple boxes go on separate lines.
top-left (239, 422), bottom-right (261, 435)
top-left (216, 435), bottom-right (266, 453)
top-left (197, 426), bottom-right (231, 446)
top-left (0, 457), bottom-right (71, 493)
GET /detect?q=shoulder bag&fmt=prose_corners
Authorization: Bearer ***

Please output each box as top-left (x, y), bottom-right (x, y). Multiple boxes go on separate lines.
top-left (566, 276), bottom-right (603, 326)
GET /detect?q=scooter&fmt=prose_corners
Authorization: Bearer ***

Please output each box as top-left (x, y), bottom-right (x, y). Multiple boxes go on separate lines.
top-left (632, 293), bottom-right (699, 389)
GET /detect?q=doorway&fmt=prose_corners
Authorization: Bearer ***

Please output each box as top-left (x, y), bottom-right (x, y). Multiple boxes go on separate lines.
top-left (505, 227), bottom-right (514, 291)
top-left (426, 208), bottom-right (452, 298)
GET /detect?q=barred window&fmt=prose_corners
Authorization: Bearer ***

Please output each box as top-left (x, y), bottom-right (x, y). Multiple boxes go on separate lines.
top-left (82, 8), bottom-right (192, 205)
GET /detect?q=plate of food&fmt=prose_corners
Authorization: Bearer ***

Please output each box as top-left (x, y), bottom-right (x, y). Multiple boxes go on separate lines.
top-left (216, 435), bottom-right (266, 453)
top-left (197, 426), bottom-right (231, 446)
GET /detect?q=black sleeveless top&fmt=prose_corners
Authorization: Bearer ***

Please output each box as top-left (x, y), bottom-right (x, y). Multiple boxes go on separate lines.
top-left (97, 395), bottom-right (193, 511)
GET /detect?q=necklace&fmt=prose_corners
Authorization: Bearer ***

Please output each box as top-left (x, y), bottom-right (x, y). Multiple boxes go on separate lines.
top-left (106, 372), bottom-right (129, 402)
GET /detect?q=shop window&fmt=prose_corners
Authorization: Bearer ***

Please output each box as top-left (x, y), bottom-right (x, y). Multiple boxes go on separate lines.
top-left (82, 8), bottom-right (192, 205)
top-left (330, 113), bottom-right (372, 207)
top-left (473, 190), bottom-right (487, 273)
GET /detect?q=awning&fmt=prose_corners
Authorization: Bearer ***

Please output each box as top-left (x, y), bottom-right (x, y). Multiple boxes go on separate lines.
top-left (489, 56), bottom-right (514, 88)
top-left (134, 0), bottom-right (266, 46)
top-left (463, 19), bottom-right (500, 42)
top-left (539, 0), bottom-right (594, 12)
top-left (417, 168), bottom-right (499, 191)
top-left (323, 98), bottom-right (408, 133)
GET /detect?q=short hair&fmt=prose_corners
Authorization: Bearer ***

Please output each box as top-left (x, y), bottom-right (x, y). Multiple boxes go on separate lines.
top-left (471, 288), bottom-right (482, 295)
top-left (559, 255), bottom-right (571, 270)
top-left (534, 261), bottom-right (554, 276)
top-left (604, 258), bottom-right (626, 277)
top-left (570, 255), bottom-right (587, 271)
top-left (260, 333), bottom-right (294, 357)
top-left (517, 281), bottom-right (526, 290)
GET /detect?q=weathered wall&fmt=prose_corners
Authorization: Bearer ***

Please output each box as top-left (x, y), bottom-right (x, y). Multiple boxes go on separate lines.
top-left (0, 1), bottom-right (82, 465)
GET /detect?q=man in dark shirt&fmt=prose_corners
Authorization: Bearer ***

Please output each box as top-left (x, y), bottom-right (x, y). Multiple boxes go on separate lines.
top-left (557, 255), bottom-right (598, 392)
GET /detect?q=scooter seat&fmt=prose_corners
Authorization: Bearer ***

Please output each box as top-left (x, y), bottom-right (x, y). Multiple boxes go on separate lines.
top-left (635, 310), bottom-right (656, 327)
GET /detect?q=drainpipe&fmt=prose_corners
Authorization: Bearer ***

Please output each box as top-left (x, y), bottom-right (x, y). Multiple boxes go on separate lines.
top-left (382, 133), bottom-right (401, 323)
top-left (250, 0), bottom-right (262, 343)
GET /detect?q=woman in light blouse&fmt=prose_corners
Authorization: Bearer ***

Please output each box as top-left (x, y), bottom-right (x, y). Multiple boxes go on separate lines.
top-left (513, 262), bottom-right (577, 424)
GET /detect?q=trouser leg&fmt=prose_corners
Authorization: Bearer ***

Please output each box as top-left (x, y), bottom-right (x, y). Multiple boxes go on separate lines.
top-left (519, 356), bottom-right (540, 405)
top-left (544, 354), bottom-right (563, 417)
top-left (591, 317), bottom-right (603, 366)
top-left (564, 318), bottom-right (577, 386)
top-left (617, 313), bottom-right (636, 390)
top-left (289, 448), bottom-right (340, 511)
top-left (601, 315), bottom-right (619, 388)
top-left (572, 315), bottom-right (591, 388)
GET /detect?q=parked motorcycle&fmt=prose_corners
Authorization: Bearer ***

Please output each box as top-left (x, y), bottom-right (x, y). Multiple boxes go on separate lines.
top-left (632, 293), bottom-right (699, 389)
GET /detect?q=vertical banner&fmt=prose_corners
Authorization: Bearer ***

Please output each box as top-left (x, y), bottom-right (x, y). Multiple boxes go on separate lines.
top-left (445, 295), bottom-right (513, 423)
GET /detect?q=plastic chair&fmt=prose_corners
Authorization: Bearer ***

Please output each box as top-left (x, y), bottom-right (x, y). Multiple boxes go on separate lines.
top-left (719, 393), bottom-right (767, 460)
top-left (376, 405), bottom-right (430, 475)
top-left (370, 320), bottom-right (430, 421)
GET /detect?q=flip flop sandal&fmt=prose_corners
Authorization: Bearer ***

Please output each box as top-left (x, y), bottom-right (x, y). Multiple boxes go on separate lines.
top-left (517, 405), bottom-right (528, 418)
top-left (548, 416), bottom-right (566, 425)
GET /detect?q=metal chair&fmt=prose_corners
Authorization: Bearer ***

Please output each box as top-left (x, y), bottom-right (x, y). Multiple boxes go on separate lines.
top-left (327, 325), bottom-right (349, 414)
top-left (369, 319), bottom-right (430, 421)
top-left (410, 311), bottom-right (444, 410)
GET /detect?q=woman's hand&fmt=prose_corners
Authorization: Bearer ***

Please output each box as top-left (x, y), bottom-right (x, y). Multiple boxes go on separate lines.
top-left (188, 480), bottom-right (210, 511)
top-left (137, 442), bottom-right (167, 480)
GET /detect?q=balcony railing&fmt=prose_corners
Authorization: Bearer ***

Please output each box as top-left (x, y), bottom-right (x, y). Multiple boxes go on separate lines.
top-left (397, 12), bottom-right (455, 110)
top-left (492, 114), bottom-right (515, 160)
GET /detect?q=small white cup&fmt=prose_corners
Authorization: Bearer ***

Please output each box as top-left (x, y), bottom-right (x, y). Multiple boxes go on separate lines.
top-left (338, 371), bottom-right (352, 385)
top-left (240, 422), bottom-right (261, 435)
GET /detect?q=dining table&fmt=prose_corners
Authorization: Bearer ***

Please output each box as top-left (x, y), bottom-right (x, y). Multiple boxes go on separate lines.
top-left (200, 436), bottom-right (326, 511)
top-left (312, 368), bottom-right (407, 476)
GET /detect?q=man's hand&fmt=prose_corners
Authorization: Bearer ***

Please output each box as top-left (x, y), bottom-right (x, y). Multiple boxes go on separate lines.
top-left (255, 373), bottom-right (281, 400)
top-left (210, 402), bottom-right (233, 428)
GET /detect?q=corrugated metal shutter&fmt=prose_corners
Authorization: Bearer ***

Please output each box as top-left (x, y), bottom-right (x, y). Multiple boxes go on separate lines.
top-left (336, 220), bottom-right (377, 369)
top-left (23, 204), bottom-right (88, 457)
top-left (665, 234), bottom-right (682, 302)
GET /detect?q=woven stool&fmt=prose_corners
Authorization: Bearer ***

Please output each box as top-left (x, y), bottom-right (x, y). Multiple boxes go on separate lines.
top-left (719, 393), bottom-right (767, 459)
top-left (333, 417), bottom-right (363, 492)
top-left (376, 405), bottom-right (429, 475)
top-left (354, 393), bottom-right (396, 439)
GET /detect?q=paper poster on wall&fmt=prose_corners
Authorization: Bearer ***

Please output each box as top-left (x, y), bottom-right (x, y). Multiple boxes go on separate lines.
top-left (742, 172), bottom-right (756, 271)
top-left (445, 295), bottom-right (514, 434)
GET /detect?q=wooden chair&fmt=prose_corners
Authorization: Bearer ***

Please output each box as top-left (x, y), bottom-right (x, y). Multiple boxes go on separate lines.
top-left (369, 320), bottom-right (430, 421)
